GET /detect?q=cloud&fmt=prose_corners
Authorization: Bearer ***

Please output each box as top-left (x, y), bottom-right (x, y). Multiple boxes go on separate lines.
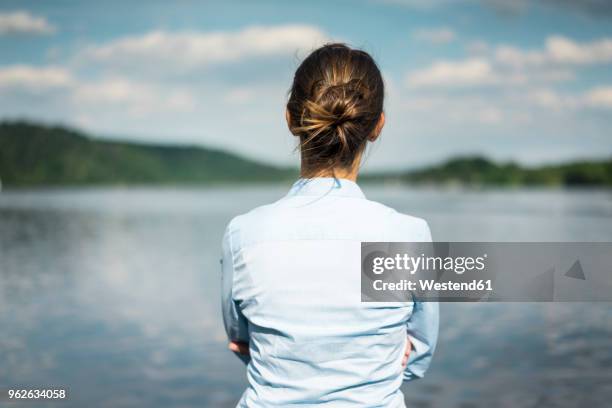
top-left (584, 86), bottom-right (612, 108)
top-left (399, 94), bottom-right (506, 124)
top-left (72, 78), bottom-right (196, 116)
top-left (0, 65), bottom-right (195, 119)
top-left (0, 24), bottom-right (319, 160)
top-left (412, 27), bottom-right (456, 44)
top-left (79, 24), bottom-right (328, 73)
top-left (406, 35), bottom-right (611, 89)
top-left (527, 88), bottom-right (579, 110)
top-left (0, 65), bottom-right (72, 89)
top-left (495, 35), bottom-right (612, 67)
top-left (406, 58), bottom-right (498, 88)
top-left (528, 86), bottom-right (612, 110)
top-left (547, 36), bottom-right (612, 64)
top-left (0, 11), bottom-right (55, 35)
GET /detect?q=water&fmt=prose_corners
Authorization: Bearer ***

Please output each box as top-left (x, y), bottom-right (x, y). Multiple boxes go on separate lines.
top-left (0, 185), bottom-right (611, 407)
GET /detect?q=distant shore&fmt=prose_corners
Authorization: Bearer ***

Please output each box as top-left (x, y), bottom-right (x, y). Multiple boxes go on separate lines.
top-left (1, 121), bottom-right (610, 188)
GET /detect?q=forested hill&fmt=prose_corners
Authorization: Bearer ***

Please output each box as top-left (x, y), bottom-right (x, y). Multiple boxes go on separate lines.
top-left (0, 121), bottom-right (296, 187)
top-left (394, 156), bottom-right (612, 187)
top-left (0, 121), bottom-right (610, 187)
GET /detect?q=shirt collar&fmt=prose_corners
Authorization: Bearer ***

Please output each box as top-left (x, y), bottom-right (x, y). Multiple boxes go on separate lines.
top-left (286, 177), bottom-right (366, 199)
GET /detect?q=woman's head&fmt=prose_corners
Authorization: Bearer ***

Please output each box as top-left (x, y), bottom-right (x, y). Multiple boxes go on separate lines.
top-left (286, 43), bottom-right (385, 178)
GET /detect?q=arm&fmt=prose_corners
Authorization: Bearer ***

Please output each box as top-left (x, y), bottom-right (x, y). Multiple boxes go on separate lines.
top-left (221, 221), bottom-right (251, 364)
top-left (403, 300), bottom-right (439, 381)
top-left (403, 218), bottom-right (439, 381)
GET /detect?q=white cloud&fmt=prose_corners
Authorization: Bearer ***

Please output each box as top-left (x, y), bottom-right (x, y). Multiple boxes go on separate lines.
top-left (399, 94), bottom-right (505, 125)
top-left (73, 79), bottom-right (148, 104)
top-left (0, 11), bottom-right (55, 35)
top-left (0, 64), bottom-right (195, 117)
top-left (495, 45), bottom-right (545, 67)
top-left (527, 88), bottom-right (576, 110)
top-left (80, 24), bottom-right (329, 72)
top-left (412, 27), bottom-right (456, 44)
top-left (495, 35), bottom-right (612, 67)
top-left (528, 86), bottom-right (612, 110)
top-left (547, 36), bottom-right (612, 64)
top-left (584, 86), bottom-right (612, 109)
top-left (72, 78), bottom-right (196, 116)
top-left (406, 35), bottom-right (610, 90)
top-left (0, 65), bottom-right (72, 89)
top-left (406, 58), bottom-right (498, 88)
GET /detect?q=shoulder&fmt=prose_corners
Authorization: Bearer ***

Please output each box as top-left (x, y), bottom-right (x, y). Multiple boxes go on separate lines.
top-left (225, 200), bottom-right (280, 231)
top-left (391, 211), bottom-right (432, 242)
top-left (362, 199), bottom-right (432, 242)
top-left (223, 196), bottom-right (432, 243)
top-left (222, 200), bottom-right (282, 246)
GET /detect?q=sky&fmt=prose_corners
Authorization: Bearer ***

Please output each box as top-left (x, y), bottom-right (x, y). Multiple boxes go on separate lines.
top-left (0, 0), bottom-right (611, 171)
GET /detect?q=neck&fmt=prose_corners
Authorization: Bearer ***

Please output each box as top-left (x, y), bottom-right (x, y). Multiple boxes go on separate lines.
top-left (299, 147), bottom-right (364, 181)
top-left (299, 148), bottom-right (364, 182)
top-left (300, 163), bottom-right (360, 182)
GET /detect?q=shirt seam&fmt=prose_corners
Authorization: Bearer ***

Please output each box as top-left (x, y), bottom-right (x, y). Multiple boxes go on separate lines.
top-left (227, 220), bottom-right (239, 302)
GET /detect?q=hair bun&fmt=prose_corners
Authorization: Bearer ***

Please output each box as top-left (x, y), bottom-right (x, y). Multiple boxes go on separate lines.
top-left (300, 81), bottom-right (365, 140)
top-left (286, 43), bottom-right (384, 173)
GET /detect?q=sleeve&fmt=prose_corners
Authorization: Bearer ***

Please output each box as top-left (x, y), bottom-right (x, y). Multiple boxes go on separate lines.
top-left (221, 221), bottom-right (251, 364)
top-left (403, 301), bottom-right (439, 381)
top-left (404, 219), bottom-right (439, 381)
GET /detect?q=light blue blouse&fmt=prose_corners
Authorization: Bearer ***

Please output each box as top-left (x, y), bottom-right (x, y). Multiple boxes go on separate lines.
top-left (221, 177), bottom-right (439, 407)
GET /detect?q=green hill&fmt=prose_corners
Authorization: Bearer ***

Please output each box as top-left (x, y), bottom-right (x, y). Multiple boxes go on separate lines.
top-left (0, 121), bottom-right (297, 187)
top-left (398, 156), bottom-right (612, 187)
top-left (0, 121), bottom-right (610, 187)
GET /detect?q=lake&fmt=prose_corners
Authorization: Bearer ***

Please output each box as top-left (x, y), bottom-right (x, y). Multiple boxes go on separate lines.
top-left (1, 185), bottom-right (611, 407)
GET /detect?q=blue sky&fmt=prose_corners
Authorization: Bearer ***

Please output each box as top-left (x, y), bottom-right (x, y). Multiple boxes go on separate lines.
top-left (0, 0), bottom-right (611, 170)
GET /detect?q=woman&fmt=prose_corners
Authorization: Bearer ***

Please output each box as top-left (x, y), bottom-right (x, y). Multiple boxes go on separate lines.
top-left (221, 43), bottom-right (438, 407)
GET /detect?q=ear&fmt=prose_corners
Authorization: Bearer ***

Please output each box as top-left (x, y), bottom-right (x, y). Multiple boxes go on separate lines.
top-left (285, 108), bottom-right (291, 128)
top-left (369, 112), bottom-right (385, 142)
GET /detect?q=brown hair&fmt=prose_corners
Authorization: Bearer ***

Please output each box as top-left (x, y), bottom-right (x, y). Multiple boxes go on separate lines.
top-left (287, 43), bottom-right (384, 176)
